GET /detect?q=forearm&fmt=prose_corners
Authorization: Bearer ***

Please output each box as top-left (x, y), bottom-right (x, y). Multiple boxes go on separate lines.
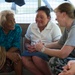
top-left (24, 43), bottom-right (30, 50)
top-left (45, 41), bottom-right (62, 49)
top-left (8, 47), bottom-right (19, 52)
top-left (43, 47), bottom-right (63, 58)
top-left (41, 45), bottom-right (73, 59)
top-left (24, 39), bottom-right (31, 50)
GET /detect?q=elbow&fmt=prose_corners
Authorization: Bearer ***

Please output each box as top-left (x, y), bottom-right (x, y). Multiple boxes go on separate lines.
top-left (60, 56), bottom-right (66, 59)
top-left (59, 53), bottom-right (68, 59)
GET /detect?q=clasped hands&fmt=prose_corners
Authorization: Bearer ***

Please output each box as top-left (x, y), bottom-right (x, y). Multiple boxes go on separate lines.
top-left (26, 41), bottom-right (45, 52)
top-left (6, 52), bottom-right (21, 64)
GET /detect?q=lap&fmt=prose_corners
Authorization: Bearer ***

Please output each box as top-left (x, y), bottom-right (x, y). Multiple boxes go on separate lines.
top-left (49, 57), bottom-right (75, 75)
top-left (21, 50), bottom-right (50, 61)
top-left (0, 50), bottom-right (21, 73)
top-left (0, 58), bottom-right (14, 73)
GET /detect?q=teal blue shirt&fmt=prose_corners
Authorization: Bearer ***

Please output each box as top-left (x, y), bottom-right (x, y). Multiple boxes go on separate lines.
top-left (0, 24), bottom-right (22, 51)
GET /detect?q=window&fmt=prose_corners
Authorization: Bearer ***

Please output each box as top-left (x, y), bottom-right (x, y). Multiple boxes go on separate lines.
top-left (0, 0), bottom-right (38, 23)
top-left (0, 0), bottom-right (73, 23)
top-left (41, 0), bottom-right (70, 23)
top-left (69, 0), bottom-right (75, 7)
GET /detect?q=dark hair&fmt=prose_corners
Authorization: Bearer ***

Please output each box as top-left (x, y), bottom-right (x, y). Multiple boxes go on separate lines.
top-left (55, 3), bottom-right (75, 19)
top-left (36, 6), bottom-right (51, 17)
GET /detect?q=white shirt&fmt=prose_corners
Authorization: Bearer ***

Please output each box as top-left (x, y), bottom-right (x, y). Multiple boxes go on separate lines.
top-left (25, 21), bottom-right (62, 45)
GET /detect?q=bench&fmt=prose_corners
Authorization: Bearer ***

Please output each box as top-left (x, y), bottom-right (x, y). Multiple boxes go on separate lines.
top-left (0, 23), bottom-right (64, 75)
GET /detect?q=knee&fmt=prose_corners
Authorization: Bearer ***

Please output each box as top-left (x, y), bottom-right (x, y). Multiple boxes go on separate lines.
top-left (22, 56), bottom-right (32, 64)
top-left (32, 56), bottom-right (43, 63)
top-left (22, 56), bottom-right (32, 61)
top-left (32, 56), bottom-right (39, 62)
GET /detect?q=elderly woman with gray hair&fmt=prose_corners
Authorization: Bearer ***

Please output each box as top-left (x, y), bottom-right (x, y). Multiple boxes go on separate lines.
top-left (0, 10), bottom-right (22, 75)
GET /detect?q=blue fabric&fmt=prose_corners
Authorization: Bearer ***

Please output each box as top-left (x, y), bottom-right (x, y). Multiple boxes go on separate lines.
top-left (5, 0), bottom-right (25, 6)
top-left (21, 50), bottom-right (50, 61)
top-left (0, 24), bottom-right (22, 51)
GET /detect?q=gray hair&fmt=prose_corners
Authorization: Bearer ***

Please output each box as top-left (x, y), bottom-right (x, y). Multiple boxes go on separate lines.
top-left (0, 10), bottom-right (14, 26)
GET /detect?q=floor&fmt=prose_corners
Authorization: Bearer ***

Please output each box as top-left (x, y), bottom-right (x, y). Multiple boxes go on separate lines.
top-left (0, 69), bottom-right (33, 75)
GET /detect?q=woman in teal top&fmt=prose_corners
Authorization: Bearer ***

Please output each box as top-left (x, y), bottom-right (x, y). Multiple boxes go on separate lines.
top-left (0, 10), bottom-right (22, 75)
top-left (0, 24), bottom-right (22, 51)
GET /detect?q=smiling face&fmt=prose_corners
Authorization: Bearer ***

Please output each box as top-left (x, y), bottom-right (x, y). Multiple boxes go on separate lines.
top-left (3, 14), bottom-right (16, 31)
top-left (54, 3), bottom-right (75, 27)
top-left (55, 11), bottom-right (66, 27)
top-left (35, 10), bottom-right (50, 28)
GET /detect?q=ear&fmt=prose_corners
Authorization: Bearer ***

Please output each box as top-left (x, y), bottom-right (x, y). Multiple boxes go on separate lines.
top-left (62, 12), bottom-right (67, 17)
top-left (47, 16), bottom-right (50, 20)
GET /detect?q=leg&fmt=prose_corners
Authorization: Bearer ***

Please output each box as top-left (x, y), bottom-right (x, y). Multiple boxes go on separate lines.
top-left (32, 56), bottom-right (52, 75)
top-left (14, 59), bottom-right (23, 75)
top-left (49, 57), bottom-right (67, 75)
top-left (22, 56), bottom-right (43, 75)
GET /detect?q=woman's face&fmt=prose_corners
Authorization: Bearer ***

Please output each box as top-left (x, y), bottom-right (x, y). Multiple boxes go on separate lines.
top-left (55, 11), bottom-right (66, 27)
top-left (3, 14), bottom-right (15, 30)
top-left (35, 10), bottom-right (50, 27)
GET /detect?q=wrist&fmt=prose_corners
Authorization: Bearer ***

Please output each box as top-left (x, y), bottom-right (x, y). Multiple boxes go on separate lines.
top-left (6, 52), bottom-right (9, 57)
top-left (41, 46), bottom-right (45, 52)
top-left (6, 52), bottom-right (10, 58)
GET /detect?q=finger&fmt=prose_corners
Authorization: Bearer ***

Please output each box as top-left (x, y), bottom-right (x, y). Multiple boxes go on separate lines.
top-left (58, 72), bottom-right (65, 75)
top-left (63, 65), bottom-right (69, 70)
top-left (18, 54), bottom-right (21, 59)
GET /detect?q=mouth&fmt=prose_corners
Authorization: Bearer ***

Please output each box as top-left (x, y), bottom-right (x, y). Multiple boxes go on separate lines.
top-left (10, 26), bottom-right (15, 30)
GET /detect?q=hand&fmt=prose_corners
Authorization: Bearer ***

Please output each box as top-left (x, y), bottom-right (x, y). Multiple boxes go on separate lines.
top-left (6, 52), bottom-right (21, 64)
top-left (58, 65), bottom-right (75, 75)
top-left (26, 44), bottom-right (36, 52)
top-left (67, 60), bottom-right (75, 68)
top-left (58, 60), bottom-right (75, 75)
top-left (35, 41), bottom-right (44, 52)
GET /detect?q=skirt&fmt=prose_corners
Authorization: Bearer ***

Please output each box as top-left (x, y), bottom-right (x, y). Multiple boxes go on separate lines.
top-left (21, 50), bottom-right (50, 61)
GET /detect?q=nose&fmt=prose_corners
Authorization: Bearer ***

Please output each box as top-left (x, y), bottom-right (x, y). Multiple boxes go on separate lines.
top-left (12, 19), bottom-right (16, 25)
top-left (36, 18), bottom-right (41, 23)
top-left (55, 18), bottom-right (57, 21)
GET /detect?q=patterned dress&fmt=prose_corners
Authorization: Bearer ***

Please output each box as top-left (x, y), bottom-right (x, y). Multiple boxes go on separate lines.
top-left (0, 24), bottom-right (22, 73)
top-left (49, 20), bottom-right (75, 75)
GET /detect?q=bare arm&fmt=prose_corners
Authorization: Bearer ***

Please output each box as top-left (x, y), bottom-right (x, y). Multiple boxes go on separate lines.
top-left (45, 41), bottom-right (62, 49)
top-left (24, 38), bottom-right (36, 52)
top-left (8, 47), bottom-right (19, 52)
top-left (44, 45), bottom-right (74, 58)
top-left (35, 42), bottom-right (74, 58)
top-left (24, 38), bottom-right (31, 49)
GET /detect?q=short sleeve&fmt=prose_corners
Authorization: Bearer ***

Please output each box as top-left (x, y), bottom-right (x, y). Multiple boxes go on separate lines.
top-left (58, 29), bottom-right (68, 45)
top-left (52, 25), bottom-right (62, 41)
top-left (25, 24), bottom-right (31, 40)
top-left (12, 24), bottom-right (22, 49)
top-left (65, 27), bottom-right (75, 46)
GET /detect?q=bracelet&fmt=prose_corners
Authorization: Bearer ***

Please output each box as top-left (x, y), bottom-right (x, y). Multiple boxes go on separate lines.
top-left (41, 46), bottom-right (45, 52)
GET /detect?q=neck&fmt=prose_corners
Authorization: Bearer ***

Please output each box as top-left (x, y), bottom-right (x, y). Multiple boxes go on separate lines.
top-left (39, 25), bottom-right (47, 32)
top-left (3, 28), bottom-right (9, 34)
top-left (65, 18), bottom-right (74, 29)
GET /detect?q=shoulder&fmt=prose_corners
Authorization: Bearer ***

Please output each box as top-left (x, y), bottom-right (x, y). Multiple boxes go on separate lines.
top-left (0, 26), bottom-right (1, 29)
top-left (48, 21), bottom-right (60, 29)
top-left (14, 24), bottom-right (22, 32)
top-left (15, 24), bottom-right (21, 28)
top-left (28, 23), bottom-right (37, 29)
top-left (0, 26), bottom-right (2, 32)
top-left (70, 25), bottom-right (75, 33)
